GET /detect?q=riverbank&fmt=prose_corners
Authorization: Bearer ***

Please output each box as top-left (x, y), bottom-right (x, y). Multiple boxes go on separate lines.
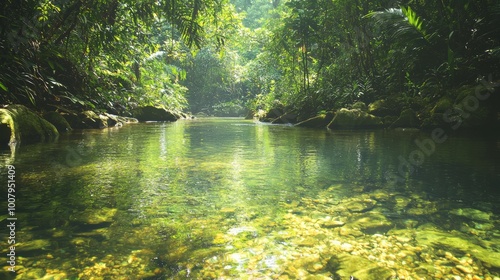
top-left (0, 104), bottom-right (193, 147)
top-left (254, 82), bottom-right (500, 131)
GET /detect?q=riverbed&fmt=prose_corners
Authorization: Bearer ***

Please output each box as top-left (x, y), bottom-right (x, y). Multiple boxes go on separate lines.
top-left (1, 118), bottom-right (500, 279)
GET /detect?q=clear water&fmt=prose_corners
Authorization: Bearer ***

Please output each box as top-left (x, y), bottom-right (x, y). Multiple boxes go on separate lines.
top-left (1, 118), bottom-right (500, 279)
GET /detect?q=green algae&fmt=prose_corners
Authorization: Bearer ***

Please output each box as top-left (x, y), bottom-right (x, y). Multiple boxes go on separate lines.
top-left (0, 104), bottom-right (58, 145)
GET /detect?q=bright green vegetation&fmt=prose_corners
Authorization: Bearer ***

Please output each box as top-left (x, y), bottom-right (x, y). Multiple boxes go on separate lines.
top-left (1, 119), bottom-right (499, 278)
top-left (2, 0), bottom-right (499, 119)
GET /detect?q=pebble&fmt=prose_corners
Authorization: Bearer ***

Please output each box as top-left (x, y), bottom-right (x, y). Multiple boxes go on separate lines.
top-left (340, 242), bottom-right (354, 252)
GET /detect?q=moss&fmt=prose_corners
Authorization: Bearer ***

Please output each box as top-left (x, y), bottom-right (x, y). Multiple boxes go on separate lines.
top-left (43, 111), bottom-right (72, 132)
top-left (131, 106), bottom-right (178, 122)
top-left (0, 104), bottom-right (59, 145)
top-left (431, 97), bottom-right (453, 114)
top-left (327, 108), bottom-right (382, 129)
top-left (390, 108), bottom-right (420, 128)
top-left (63, 110), bottom-right (111, 129)
top-left (368, 99), bottom-right (400, 116)
top-left (351, 101), bottom-right (367, 112)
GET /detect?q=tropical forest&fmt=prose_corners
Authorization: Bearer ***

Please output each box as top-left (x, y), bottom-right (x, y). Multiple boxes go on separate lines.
top-left (1, 0), bottom-right (500, 279)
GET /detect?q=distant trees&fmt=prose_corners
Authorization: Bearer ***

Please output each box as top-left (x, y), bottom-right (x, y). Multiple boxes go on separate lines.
top-left (2, 0), bottom-right (498, 117)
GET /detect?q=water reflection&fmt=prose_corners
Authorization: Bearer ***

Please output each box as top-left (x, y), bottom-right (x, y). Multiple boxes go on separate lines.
top-left (0, 119), bottom-right (499, 279)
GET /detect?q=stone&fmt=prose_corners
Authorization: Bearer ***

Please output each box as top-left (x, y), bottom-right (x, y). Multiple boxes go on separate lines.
top-left (327, 254), bottom-right (393, 280)
top-left (22, 268), bottom-right (46, 279)
top-left (0, 104), bottom-right (59, 145)
top-left (340, 242), bottom-right (354, 252)
top-left (131, 106), bottom-right (178, 122)
top-left (449, 208), bottom-right (491, 222)
top-left (327, 108), bottom-right (383, 129)
top-left (17, 239), bottom-right (51, 252)
top-left (351, 101), bottom-right (367, 111)
top-left (390, 108), bottom-right (420, 128)
top-left (415, 229), bottom-right (500, 268)
top-left (43, 111), bottom-right (72, 132)
top-left (456, 264), bottom-right (473, 274)
top-left (349, 212), bottom-right (393, 234)
top-left (71, 207), bottom-right (117, 224)
top-left (63, 110), bottom-right (109, 129)
top-left (320, 220), bottom-right (345, 228)
top-left (344, 198), bottom-right (377, 213)
top-left (368, 99), bottom-right (399, 116)
top-left (104, 113), bottom-right (138, 126)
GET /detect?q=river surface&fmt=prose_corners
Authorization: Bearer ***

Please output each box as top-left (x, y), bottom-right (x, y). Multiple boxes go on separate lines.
top-left (1, 118), bottom-right (500, 279)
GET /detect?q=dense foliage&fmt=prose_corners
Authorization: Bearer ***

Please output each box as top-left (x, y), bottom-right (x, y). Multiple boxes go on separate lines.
top-left (244, 0), bottom-right (500, 117)
top-left (1, 0), bottom-right (499, 118)
top-left (0, 0), bottom-right (229, 113)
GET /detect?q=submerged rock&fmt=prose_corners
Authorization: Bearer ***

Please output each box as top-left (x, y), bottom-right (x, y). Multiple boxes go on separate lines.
top-left (327, 254), bottom-right (393, 280)
top-left (349, 212), bottom-right (393, 234)
top-left (72, 207), bottom-right (117, 225)
top-left (343, 198), bottom-right (377, 213)
top-left (416, 228), bottom-right (500, 268)
top-left (449, 208), bottom-right (491, 222)
top-left (0, 104), bottom-right (59, 145)
top-left (17, 239), bottom-right (51, 252)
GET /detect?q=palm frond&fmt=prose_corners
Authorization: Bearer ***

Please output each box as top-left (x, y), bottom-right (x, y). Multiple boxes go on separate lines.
top-left (367, 6), bottom-right (434, 44)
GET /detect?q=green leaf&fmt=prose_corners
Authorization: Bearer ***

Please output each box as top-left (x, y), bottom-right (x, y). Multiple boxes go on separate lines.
top-left (0, 82), bottom-right (8, 91)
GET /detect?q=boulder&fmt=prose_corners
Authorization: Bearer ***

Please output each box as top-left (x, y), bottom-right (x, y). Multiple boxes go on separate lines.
top-left (326, 254), bottom-right (394, 280)
top-left (104, 113), bottom-right (138, 126)
top-left (416, 228), bottom-right (500, 268)
top-left (43, 111), bottom-right (72, 132)
top-left (327, 108), bottom-right (382, 129)
top-left (368, 99), bottom-right (399, 116)
top-left (351, 101), bottom-right (367, 112)
top-left (131, 106), bottom-right (178, 122)
top-left (449, 208), bottom-right (491, 222)
top-left (431, 96), bottom-right (453, 114)
top-left (348, 212), bottom-right (393, 234)
top-left (64, 110), bottom-right (110, 129)
top-left (390, 108), bottom-right (419, 128)
top-left (0, 104), bottom-right (59, 145)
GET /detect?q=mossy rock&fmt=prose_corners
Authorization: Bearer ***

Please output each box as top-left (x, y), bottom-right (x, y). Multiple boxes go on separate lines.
top-left (327, 108), bottom-right (382, 129)
top-left (104, 113), bottom-right (138, 127)
top-left (382, 115), bottom-right (398, 127)
top-left (43, 111), bottom-right (72, 132)
top-left (390, 108), bottom-right (420, 128)
top-left (131, 106), bottom-right (178, 122)
top-left (431, 97), bottom-right (453, 114)
top-left (368, 99), bottom-right (400, 116)
top-left (64, 110), bottom-right (110, 129)
top-left (0, 104), bottom-right (59, 145)
top-left (351, 101), bottom-right (367, 112)
top-left (416, 228), bottom-right (500, 268)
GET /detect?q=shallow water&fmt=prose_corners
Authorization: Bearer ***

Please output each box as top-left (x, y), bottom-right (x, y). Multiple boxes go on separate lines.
top-left (1, 118), bottom-right (500, 279)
